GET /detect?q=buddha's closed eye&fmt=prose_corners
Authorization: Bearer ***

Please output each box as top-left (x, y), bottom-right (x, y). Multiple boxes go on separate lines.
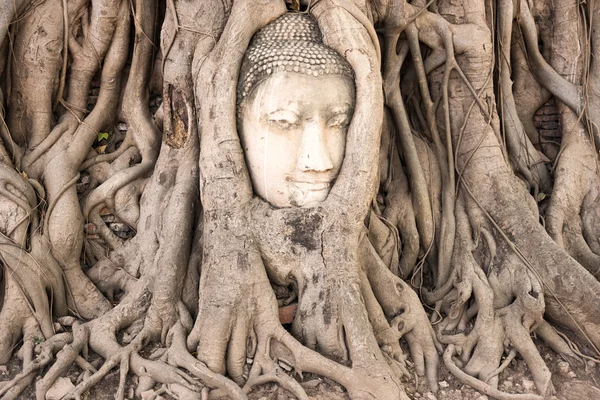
top-left (327, 113), bottom-right (351, 129)
top-left (268, 110), bottom-right (299, 130)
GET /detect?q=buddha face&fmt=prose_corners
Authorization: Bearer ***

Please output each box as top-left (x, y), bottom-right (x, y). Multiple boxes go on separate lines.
top-left (239, 71), bottom-right (355, 208)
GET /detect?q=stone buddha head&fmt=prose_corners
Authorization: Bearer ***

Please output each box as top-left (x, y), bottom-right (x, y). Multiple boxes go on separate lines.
top-left (237, 13), bottom-right (355, 208)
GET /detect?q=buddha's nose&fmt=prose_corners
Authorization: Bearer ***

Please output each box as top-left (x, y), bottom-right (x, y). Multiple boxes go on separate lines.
top-left (296, 121), bottom-right (334, 172)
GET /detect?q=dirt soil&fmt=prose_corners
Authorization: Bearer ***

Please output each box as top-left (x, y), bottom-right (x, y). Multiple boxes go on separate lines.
top-left (2, 330), bottom-right (599, 399)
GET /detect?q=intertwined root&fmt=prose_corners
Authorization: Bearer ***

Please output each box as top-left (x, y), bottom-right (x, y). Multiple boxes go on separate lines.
top-left (3, 0), bottom-right (600, 399)
top-left (0, 254), bottom-right (419, 400)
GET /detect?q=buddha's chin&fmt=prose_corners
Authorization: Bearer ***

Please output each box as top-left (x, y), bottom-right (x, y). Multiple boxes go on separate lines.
top-left (289, 185), bottom-right (330, 207)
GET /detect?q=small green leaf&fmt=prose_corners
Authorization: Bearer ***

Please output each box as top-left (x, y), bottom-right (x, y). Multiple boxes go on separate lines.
top-left (97, 132), bottom-right (109, 141)
top-left (537, 192), bottom-right (546, 202)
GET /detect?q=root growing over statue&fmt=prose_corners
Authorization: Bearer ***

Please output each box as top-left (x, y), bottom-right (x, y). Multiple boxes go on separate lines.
top-left (1, 0), bottom-right (600, 399)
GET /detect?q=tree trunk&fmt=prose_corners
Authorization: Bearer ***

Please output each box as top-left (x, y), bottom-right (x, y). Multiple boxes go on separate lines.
top-left (1, 0), bottom-right (600, 399)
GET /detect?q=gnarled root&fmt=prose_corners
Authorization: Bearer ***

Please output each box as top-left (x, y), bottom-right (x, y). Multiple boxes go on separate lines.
top-left (433, 194), bottom-right (558, 398)
top-left (444, 344), bottom-right (544, 400)
top-left (361, 235), bottom-right (441, 390)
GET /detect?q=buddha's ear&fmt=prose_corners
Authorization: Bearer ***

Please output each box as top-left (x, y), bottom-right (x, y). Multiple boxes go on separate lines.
top-left (312, 1), bottom-right (384, 221)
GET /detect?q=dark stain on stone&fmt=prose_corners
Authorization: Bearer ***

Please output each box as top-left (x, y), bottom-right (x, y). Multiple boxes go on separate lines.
top-left (158, 172), bottom-right (167, 185)
top-left (165, 87), bottom-right (189, 148)
top-left (312, 273), bottom-right (319, 284)
top-left (286, 212), bottom-right (322, 250)
top-left (322, 288), bottom-right (332, 325)
top-left (298, 308), bottom-right (306, 321)
top-left (237, 252), bottom-right (249, 271)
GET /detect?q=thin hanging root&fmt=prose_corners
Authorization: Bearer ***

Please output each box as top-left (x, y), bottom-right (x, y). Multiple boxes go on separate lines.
top-left (405, 23), bottom-right (455, 287)
top-left (554, 329), bottom-right (600, 364)
top-left (444, 345), bottom-right (542, 400)
top-left (21, 122), bottom-right (71, 172)
top-left (54, 0), bottom-right (69, 111)
top-left (0, 163), bottom-right (40, 233)
top-left (382, 30), bottom-right (434, 252)
top-left (0, 242), bottom-right (59, 338)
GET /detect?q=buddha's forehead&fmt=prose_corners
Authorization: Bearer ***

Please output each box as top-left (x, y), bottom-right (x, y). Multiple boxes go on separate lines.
top-left (248, 71), bottom-right (355, 114)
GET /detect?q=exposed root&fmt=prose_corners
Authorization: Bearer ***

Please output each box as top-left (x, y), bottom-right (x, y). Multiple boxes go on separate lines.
top-left (4, 1), bottom-right (600, 400)
top-left (243, 337), bottom-right (309, 400)
top-left (482, 349), bottom-right (517, 383)
top-left (65, 342), bottom-right (144, 399)
top-left (444, 345), bottom-right (544, 400)
top-left (534, 321), bottom-right (582, 365)
top-left (35, 324), bottom-right (89, 400)
top-left (166, 322), bottom-right (243, 399)
top-left (0, 340), bottom-right (37, 400)
top-left (0, 332), bottom-right (72, 398)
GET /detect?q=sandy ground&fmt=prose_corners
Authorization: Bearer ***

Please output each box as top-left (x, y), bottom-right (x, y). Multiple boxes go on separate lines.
top-left (2, 332), bottom-right (599, 400)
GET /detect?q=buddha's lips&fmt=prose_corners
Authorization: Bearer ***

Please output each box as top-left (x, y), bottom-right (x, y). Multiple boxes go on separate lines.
top-left (288, 179), bottom-right (331, 191)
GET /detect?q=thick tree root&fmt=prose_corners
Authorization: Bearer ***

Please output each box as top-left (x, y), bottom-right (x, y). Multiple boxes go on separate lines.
top-left (4, 1), bottom-right (600, 400)
top-left (444, 345), bottom-right (544, 400)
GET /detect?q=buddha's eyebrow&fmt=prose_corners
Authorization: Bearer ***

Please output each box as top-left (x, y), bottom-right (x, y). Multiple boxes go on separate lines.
top-left (266, 101), bottom-right (300, 114)
top-left (267, 109), bottom-right (299, 119)
top-left (267, 108), bottom-right (300, 118)
top-left (329, 103), bottom-right (353, 114)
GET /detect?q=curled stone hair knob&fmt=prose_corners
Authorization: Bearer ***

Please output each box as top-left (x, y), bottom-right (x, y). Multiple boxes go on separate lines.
top-left (237, 13), bottom-right (354, 104)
